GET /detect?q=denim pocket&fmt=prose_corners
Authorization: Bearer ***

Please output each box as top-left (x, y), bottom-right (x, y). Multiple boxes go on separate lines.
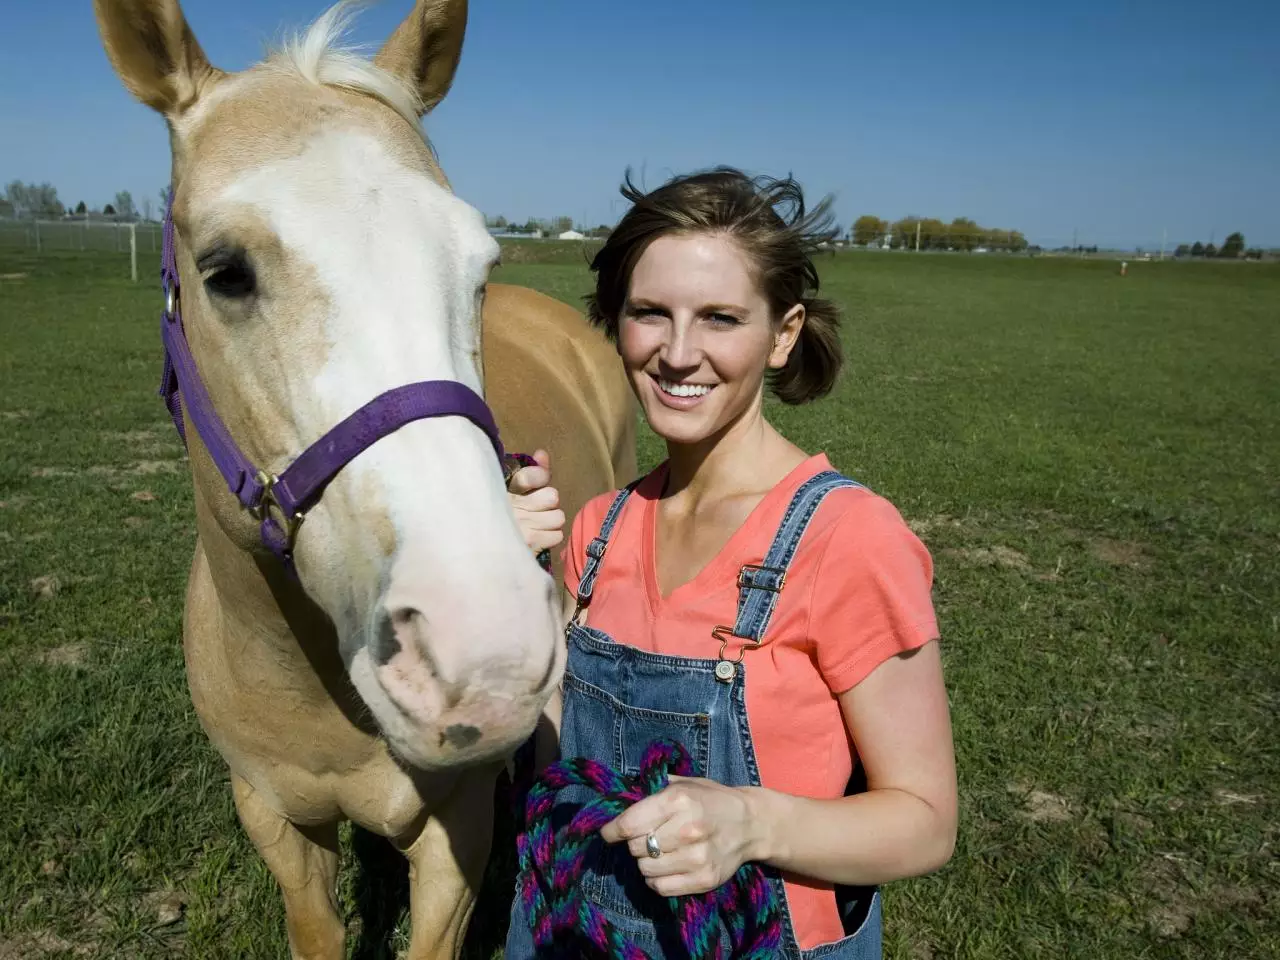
top-left (566, 678), bottom-right (712, 925)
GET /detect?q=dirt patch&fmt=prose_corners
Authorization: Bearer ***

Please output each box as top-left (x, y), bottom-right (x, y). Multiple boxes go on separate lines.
top-left (131, 459), bottom-right (185, 475)
top-left (0, 932), bottom-right (94, 958)
top-left (1008, 782), bottom-right (1073, 822)
top-left (944, 545), bottom-right (1031, 571)
top-left (1091, 537), bottom-right (1150, 569)
top-left (124, 516), bottom-right (146, 529)
top-left (37, 643), bottom-right (88, 668)
top-left (37, 460), bottom-right (186, 479)
top-left (131, 490), bottom-right (157, 502)
top-left (907, 513), bottom-right (964, 536)
top-left (141, 889), bottom-right (186, 927)
top-left (29, 575), bottom-right (60, 600)
top-left (1213, 789), bottom-right (1262, 806)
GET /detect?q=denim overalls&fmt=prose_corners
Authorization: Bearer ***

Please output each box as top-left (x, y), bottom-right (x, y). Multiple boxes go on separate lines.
top-left (506, 470), bottom-right (882, 959)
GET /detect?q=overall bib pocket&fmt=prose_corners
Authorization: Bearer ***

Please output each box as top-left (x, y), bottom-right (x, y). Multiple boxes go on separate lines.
top-left (561, 670), bottom-right (713, 923)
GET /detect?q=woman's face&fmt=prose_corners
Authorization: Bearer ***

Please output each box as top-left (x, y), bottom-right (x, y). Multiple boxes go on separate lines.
top-left (618, 232), bottom-right (802, 447)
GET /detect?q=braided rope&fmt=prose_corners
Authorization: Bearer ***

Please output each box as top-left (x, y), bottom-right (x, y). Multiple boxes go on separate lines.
top-left (514, 739), bottom-right (783, 959)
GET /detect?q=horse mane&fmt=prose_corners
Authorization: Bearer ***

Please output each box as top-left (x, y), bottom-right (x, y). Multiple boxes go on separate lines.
top-left (268, 1), bottom-right (426, 138)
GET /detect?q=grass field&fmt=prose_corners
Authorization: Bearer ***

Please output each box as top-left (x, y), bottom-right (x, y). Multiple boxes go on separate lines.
top-left (1, 246), bottom-right (1277, 959)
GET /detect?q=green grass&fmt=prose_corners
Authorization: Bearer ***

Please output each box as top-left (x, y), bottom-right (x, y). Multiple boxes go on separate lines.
top-left (1, 247), bottom-right (1277, 958)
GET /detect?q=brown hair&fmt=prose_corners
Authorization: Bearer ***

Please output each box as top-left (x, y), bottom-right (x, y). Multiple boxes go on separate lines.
top-left (586, 166), bottom-right (842, 405)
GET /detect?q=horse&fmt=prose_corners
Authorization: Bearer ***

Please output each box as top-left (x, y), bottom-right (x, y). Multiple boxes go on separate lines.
top-left (91, 1), bottom-right (636, 956)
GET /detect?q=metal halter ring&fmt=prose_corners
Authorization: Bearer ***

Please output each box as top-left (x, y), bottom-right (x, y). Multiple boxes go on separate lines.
top-left (645, 833), bottom-right (662, 859)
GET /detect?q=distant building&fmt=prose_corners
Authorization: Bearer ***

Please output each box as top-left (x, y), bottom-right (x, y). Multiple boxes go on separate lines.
top-left (557, 229), bottom-right (586, 240)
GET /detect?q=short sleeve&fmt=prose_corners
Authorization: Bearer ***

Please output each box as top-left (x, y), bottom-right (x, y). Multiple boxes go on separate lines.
top-left (808, 495), bottom-right (940, 694)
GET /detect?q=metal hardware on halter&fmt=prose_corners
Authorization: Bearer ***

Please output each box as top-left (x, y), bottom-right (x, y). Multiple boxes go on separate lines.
top-left (712, 624), bottom-right (758, 682)
top-left (250, 470), bottom-right (305, 557)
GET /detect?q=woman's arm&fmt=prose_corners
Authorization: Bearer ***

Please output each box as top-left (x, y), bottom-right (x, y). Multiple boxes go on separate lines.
top-left (600, 640), bottom-right (956, 895)
top-left (745, 639), bottom-right (956, 885)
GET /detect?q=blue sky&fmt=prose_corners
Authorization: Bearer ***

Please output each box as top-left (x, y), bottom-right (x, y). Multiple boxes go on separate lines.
top-left (2, 0), bottom-right (1277, 249)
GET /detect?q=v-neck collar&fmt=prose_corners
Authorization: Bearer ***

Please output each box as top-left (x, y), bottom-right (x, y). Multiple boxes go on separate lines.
top-left (640, 454), bottom-right (829, 618)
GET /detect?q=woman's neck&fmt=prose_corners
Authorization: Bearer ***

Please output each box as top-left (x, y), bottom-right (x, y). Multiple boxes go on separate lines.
top-left (663, 399), bottom-right (807, 508)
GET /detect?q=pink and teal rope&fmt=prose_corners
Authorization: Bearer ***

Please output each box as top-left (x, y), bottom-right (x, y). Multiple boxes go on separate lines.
top-left (514, 739), bottom-right (783, 959)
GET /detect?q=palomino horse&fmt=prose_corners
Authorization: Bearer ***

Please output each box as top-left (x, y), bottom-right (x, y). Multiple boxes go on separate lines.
top-left (93, 0), bottom-right (636, 956)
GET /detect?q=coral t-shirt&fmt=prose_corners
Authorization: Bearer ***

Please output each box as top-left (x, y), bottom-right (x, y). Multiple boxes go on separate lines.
top-left (561, 453), bottom-right (939, 950)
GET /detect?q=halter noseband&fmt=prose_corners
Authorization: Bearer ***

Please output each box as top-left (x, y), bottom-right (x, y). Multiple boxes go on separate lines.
top-left (157, 192), bottom-right (508, 572)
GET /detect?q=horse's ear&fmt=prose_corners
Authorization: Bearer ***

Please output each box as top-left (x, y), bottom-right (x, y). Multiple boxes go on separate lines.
top-left (374, 0), bottom-right (467, 115)
top-left (92, 0), bottom-right (220, 115)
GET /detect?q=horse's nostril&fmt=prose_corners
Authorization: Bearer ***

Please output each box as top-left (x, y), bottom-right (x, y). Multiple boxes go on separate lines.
top-left (372, 614), bottom-right (403, 666)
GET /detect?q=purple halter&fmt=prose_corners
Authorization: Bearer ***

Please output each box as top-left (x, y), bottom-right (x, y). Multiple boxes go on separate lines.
top-left (158, 193), bottom-right (507, 570)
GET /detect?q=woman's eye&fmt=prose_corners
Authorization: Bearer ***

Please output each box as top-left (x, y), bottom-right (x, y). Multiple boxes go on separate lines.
top-left (708, 313), bottom-right (740, 326)
top-left (202, 257), bottom-right (256, 299)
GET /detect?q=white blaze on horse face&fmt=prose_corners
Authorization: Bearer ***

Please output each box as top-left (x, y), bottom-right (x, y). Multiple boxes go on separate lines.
top-left (220, 126), bottom-right (561, 768)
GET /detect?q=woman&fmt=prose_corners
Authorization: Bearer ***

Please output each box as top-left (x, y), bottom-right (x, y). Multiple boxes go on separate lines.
top-left (505, 167), bottom-right (956, 958)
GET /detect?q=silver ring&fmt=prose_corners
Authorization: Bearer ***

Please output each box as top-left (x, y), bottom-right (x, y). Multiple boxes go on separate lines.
top-left (645, 833), bottom-right (662, 859)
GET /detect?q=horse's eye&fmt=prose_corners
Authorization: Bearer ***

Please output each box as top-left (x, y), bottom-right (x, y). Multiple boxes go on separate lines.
top-left (200, 250), bottom-right (256, 299)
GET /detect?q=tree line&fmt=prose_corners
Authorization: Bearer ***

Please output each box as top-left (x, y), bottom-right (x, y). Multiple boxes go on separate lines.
top-left (1173, 233), bottom-right (1263, 260)
top-left (2, 181), bottom-right (168, 223)
top-left (851, 215), bottom-right (1028, 252)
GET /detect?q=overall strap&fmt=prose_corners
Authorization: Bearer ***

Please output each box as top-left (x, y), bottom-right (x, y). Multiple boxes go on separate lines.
top-left (574, 479), bottom-right (642, 605)
top-left (732, 470), bottom-right (864, 644)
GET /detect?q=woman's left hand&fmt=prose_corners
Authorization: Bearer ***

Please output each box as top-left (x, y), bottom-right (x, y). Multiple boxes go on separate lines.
top-left (599, 777), bottom-right (762, 897)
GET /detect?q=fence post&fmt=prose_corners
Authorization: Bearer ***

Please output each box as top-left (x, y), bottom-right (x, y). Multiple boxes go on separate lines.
top-left (130, 224), bottom-right (138, 283)
top-left (35, 220), bottom-right (42, 254)
top-left (116, 224), bottom-right (122, 253)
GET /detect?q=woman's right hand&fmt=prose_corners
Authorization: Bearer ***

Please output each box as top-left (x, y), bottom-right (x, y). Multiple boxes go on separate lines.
top-left (507, 449), bottom-right (565, 555)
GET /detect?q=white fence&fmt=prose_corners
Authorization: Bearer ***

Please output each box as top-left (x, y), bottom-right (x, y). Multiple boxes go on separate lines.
top-left (0, 218), bottom-right (163, 255)
top-left (0, 218), bottom-right (163, 281)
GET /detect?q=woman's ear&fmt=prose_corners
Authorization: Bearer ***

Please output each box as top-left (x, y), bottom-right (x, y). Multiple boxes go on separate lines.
top-left (768, 303), bottom-right (806, 369)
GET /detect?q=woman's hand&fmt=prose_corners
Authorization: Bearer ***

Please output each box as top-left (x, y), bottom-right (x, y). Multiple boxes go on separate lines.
top-left (599, 776), bottom-right (763, 897)
top-left (507, 449), bottom-right (565, 555)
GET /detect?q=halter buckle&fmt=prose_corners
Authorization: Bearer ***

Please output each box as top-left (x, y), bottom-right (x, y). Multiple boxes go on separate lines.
top-left (251, 470), bottom-right (305, 556)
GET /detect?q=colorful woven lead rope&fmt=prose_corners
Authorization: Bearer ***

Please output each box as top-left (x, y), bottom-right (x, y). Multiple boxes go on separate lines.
top-left (514, 739), bottom-right (783, 959)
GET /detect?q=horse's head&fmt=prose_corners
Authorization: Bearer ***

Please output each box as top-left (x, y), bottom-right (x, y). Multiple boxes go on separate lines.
top-left (93, 0), bottom-right (562, 769)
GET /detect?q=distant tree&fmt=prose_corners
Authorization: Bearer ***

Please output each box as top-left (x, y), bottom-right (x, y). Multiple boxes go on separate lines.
top-left (4, 181), bottom-right (63, 219)
top-left (142, 197), bottom-right (154, 222)
top-left (948, 217), bottom-right (979, 252)
top-left (75, 200), bottom-right (87, 215)
top-left (114, 191), bottom-right (136, 221)
top-left (1174, 244), bottom-right (1190, 258)
top-left (552, 215), bottom-right (574, 234)
top-left (1244, 248), bottom-right (1263, 260)
top-left (1008, 230), bottom-right (1028, 253)
top-left (1204, 242), bottom-right (1218, 258)
top-left (851, 215), bottom-right (887, 246)
top-left (159, 185), bottom-right (171, 212)
top-left (1191, 241), bottom-right (1204, 257)
top-left (1220, 232), bottom-right (1245, 259)
top-left (103, 203), bottom-right (116, 216)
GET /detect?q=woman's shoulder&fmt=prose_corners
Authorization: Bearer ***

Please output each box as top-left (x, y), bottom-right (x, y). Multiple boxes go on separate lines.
top-left (569, 463), bottom-right (667, 538)
top-left (794, 464), bottom-right (930, 569)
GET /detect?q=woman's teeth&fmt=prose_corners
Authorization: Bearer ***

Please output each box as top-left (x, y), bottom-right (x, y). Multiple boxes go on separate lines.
top-left (658, 379), bottom-right (713, 398)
